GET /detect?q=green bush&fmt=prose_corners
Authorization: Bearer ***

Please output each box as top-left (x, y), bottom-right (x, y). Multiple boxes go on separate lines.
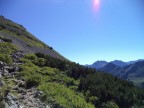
top-left (35, 52), bottom-right (45, 58)
top-left (25, 74), bottom-right (42, 88)
top-left (39, 67), bottom-right (59, 76)
top-left (101, 101), bottom-right (119, 108)
top-left (50, 74), bottom-right (78, 86)
top-left (24, 54), bottom-right (37, 60)
top-left (19, 63), bottom-right (41, 88)
top-left (24, 54), bottom-right (46, 66)
top-left (0, 42), bottom-right (18, 55)
top-left (33, 58), bottom-right (46, 67)
top-left (38, 83), bottom-right (94, 108)
top-left (0, 54), bottom-right (13, 64)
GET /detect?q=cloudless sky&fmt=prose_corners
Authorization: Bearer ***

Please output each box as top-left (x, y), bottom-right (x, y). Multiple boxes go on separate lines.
top-left (0, 0), bottom-right (144, 65)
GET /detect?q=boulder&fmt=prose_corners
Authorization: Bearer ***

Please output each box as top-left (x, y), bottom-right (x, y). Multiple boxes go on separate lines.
top-left (5, 94), bottom-right (19, 108)
top-left (34, 90), bottom-right (43, 98)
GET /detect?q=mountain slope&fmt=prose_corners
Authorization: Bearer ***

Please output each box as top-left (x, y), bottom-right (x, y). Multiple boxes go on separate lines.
top-left (0, 16), bottom-right (66, 60)
top-left (100, 61), bottom-right (144, 87)
top-left (121, 61), bottom-right (144, 87)
top-left (100, 63), bottom-right (122, 75)
top-left (127, 59), bottom-right (144, 65)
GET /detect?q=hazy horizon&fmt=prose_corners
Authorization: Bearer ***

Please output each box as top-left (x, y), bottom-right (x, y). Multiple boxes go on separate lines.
top-left (0, 0), bottom-right (144, 65)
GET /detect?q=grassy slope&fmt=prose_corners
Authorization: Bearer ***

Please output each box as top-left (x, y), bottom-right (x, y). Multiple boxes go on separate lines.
top-left (0, 42), bottom-right (94, 108)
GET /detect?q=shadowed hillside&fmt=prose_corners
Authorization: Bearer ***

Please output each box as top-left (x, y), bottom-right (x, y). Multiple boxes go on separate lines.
top-left (100, 61), bottom-right (144, 87)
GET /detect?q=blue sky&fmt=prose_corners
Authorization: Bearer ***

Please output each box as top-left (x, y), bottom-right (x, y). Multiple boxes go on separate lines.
top-left (0, 0), bottom-right (144, 64)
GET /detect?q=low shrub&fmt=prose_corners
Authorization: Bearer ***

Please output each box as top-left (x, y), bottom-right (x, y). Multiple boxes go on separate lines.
top-left (0, 42), bottom-right (18, 55)
top-left (35, 52), bottom-right (45, 58)
top-left (39, 67), bottom-right (59, 76)
top-left (38, 83), bottom-right (94, 108)
top-left (19, 63), bottom-right (41, 88)
top-left (101, 101), bottom-right (119, 108)
top-left (0, 54), bottom-right (13, 64)
top-left (24, 54), bottom-right (37, 60)
top-left (33, 58), bottom-right (46, 67)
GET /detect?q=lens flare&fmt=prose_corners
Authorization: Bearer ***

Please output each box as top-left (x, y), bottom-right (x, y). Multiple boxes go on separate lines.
top-left (93, 0), bottom-right (100, 12)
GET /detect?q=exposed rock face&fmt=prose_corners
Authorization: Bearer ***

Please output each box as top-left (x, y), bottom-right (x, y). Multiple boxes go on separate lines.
top-left (0, 52), bottom-right (50, 108)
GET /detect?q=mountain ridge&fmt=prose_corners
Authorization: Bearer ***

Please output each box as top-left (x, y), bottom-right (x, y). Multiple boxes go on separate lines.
top-left (0, 16), bottom-right (67, 61)
top-left (87, 59), bottom-right (144, 69)
top-left (86, 60), bottom-right (108, 69)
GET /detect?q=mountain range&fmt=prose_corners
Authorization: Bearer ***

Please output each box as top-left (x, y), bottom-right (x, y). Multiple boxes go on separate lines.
top-left (87, 59), bottom-right (144, 69)
top-left (87, 59), bottom-right (144, 87)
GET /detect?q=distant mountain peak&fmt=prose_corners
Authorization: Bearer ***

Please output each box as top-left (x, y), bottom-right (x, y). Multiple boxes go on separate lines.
top-left (87, 60), bottom-right (108, 69)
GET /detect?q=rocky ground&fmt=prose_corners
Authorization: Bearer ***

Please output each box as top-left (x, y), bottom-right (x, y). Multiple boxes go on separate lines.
top-left (0, 51), bottom-right (50, 108)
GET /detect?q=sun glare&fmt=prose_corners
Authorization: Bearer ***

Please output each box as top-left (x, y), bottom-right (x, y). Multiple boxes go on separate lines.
top-left (93, 0), bottom-right (100, 12)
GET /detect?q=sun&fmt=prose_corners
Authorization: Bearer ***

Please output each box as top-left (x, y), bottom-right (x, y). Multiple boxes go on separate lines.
top-left (93, 0), bottom-right (100, 12)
